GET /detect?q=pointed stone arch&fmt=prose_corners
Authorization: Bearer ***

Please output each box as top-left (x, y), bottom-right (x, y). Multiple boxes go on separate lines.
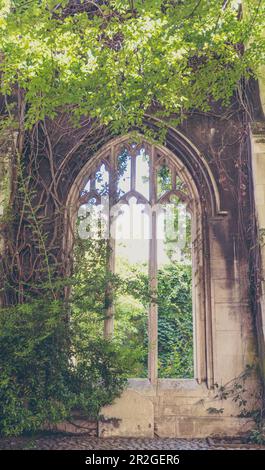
top-left (63, 125), bottom-right (227, 389)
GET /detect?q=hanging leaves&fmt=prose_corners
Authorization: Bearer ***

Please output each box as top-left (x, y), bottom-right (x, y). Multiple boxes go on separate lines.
top-left (0, 1), bottom-right (264, 131)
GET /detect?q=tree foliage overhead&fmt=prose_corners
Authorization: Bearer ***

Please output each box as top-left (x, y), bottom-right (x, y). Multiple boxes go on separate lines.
top-left (0, 0), bottom-right (264, 131)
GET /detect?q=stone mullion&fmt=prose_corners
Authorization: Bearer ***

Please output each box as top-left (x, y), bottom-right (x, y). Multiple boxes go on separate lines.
top-left (171, 167), bottom-right (176, 190)
top-left (90, 171), bottom-right (96, 190)
top-left (193, 205), bottom-right (206, 384)
top-left (104, 146), bottom-right (116, 339)
top-left (131, 151), bottom-right (136, 191)
top-left (148, 145), bottom-right (158, 384)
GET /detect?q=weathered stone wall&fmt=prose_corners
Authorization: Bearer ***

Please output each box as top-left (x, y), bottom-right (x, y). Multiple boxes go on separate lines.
top-left (99, 378), bottom-right (256, 439)
top-left (96, 92), bottom-right (265, 438)
top-left (250, 121), bottom-right (265, 381)
top-left (98, 100), bottom-right (262, 439)
top-left (99, 210), bottom-right (259, 438)
top-left (100, 85), bottom-right (265, 440)
top-left (1, 87), bottom-right (263, 438)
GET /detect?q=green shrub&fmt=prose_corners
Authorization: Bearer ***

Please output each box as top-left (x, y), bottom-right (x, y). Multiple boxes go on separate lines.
top-left (157, 264), bottom-right (193, 378)
top-left (0, 299), bottom-right (71, 436)
top-left (0, 294), bottom-right (133, 436)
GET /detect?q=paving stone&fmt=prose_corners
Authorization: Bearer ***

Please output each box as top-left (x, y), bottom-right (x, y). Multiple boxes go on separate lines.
top-left (0, 434), bottom-right (264, 450)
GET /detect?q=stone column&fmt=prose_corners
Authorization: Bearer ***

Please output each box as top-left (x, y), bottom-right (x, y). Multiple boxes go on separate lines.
top-left (250, 121), bottom-right (265, 380)
top-left (148, 145), bottom-right (158, 384)
top-left (259, 68), bottom-right (265, 115)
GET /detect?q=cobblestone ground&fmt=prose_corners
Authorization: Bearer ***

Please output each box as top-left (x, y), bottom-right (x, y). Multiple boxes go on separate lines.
top-left (0, 434), bottom-right (265, 450)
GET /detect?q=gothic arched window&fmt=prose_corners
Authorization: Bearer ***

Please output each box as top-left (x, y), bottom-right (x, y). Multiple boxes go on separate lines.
top-left (74, 137), bottom-right (200, 384)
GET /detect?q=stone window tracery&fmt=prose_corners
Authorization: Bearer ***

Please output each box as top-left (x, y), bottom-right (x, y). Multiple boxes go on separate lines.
top-left (77, 138), bottom-right (197, 383)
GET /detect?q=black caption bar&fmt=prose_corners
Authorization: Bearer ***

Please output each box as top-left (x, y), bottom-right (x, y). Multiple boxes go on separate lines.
top-left (0, 450), bottom-right (264, 467)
